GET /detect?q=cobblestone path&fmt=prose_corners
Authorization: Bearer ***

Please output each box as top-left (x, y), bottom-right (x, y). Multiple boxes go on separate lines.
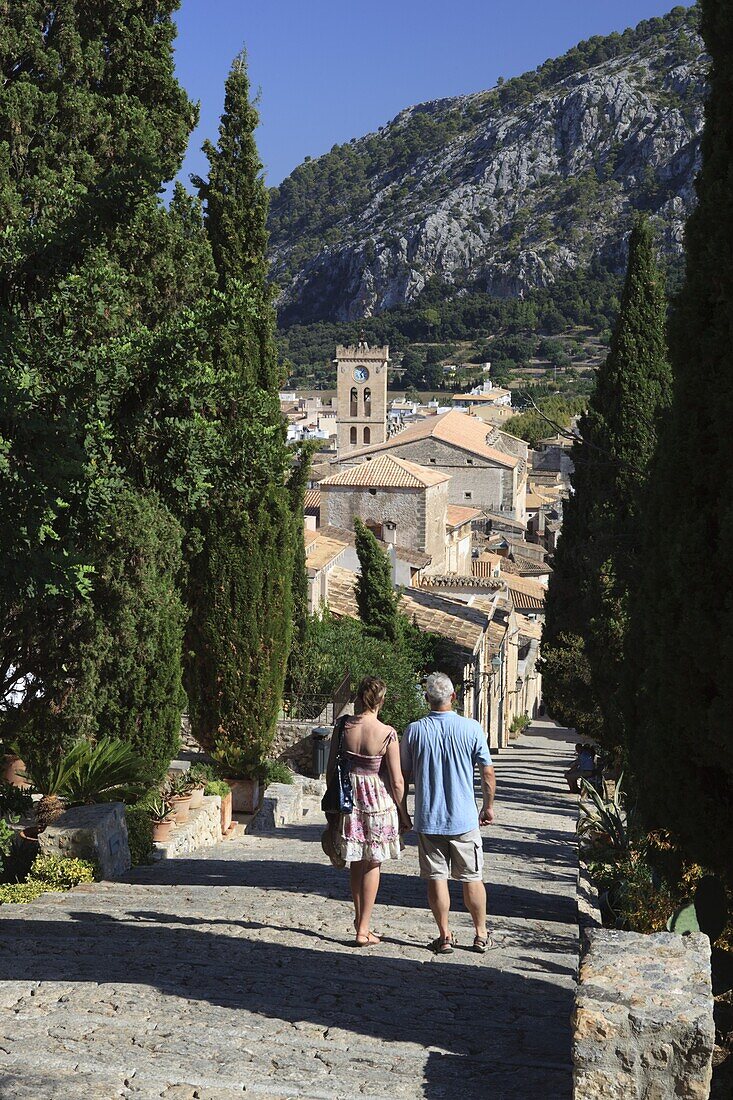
top-left (0, 720), bottom-right (578, 1100)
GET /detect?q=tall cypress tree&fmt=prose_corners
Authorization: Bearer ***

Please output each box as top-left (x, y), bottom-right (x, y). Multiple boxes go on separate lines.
top-left (0, 3), bottom-right (210, 771)
top-left (185, 54), bottom-right (295, 762)
top-left (354, 519), bottom-right (401, 643)
top-left (629, 0), bottom-right (733, 875)
top-left (543, 217), bottom-right (671, 747)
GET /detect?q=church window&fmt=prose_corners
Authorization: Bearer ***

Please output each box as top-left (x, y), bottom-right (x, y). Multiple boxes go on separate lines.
top-left (350, 388), bottom-right (358, 416)
top-left (364, 387), bottom-right (372, 416)
top-left (363, 426), bottom-right (371, 444)
top-left (350, 426), bottom-right (357, 445)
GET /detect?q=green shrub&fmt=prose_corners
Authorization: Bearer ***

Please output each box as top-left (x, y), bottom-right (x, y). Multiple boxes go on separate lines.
top-left (125, 805), bottom-right (154, 866)
top-left (204, 780), bottom-right (231, 798)
top-left (0, 882), bottom-right (54, 905)
top-left (261, 759), bottom-right (293, 786)
top-left (0, 781), bottom-right (33, 818)
top-left (0, 817), bottom-right (14, 875)
top-left (28, 854), bottom-right (95, 889)
top-left (510, 713), bottom-right (531, 734)
top-left (188, 762), bottom-right (215, 787)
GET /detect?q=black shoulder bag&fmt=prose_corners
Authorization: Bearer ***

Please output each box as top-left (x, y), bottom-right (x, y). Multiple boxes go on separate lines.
top-left (321, 718), bottom-right (354, 815)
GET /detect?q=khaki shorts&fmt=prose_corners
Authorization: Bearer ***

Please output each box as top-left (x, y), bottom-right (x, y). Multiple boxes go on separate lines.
top-left (417, 829), bottom-right (484, 882)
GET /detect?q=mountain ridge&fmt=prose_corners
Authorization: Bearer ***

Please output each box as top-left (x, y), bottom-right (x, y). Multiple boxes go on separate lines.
top-left (268, 5), bottom-right (706, 327)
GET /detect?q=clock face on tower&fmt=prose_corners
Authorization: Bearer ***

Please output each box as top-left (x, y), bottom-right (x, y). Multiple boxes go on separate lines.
top-left (353, 365), bottom-right (369, 383)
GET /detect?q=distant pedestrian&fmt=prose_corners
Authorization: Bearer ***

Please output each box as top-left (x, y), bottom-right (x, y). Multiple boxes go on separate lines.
top-left (400, 672), bottom-right (496, 954)
top-left (565, 742), bottom-right (595, 793)
top-left (325, 677), bottom-right (411, 947)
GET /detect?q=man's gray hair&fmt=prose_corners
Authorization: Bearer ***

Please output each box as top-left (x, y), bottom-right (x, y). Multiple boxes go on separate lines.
top-left (425, 672), bottom-right (454, 707)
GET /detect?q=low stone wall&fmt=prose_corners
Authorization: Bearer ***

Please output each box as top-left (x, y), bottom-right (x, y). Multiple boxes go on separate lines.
top-left (39, 803), bottom-right (130, 880)
top-left (573, 927), bottom-right (715, 1099)
top-left (249, 775), bottom-right (327, 833)
top-left (153, 796), bottom-right (222, 861)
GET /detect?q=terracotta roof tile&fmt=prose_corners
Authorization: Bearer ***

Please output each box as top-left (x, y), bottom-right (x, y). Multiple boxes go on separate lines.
top-left (305, 534), bottom-right (348, 573)
top-left (304, 489), bottom-right (321, 512)
top-left (326, 567), bottom-right (489, 656)
top-left (321, 454), bottom-right (451, 489)
top-left (341, 410), bottom-right (519, 468)
top-left (446, 505), bottom-right (482, 528)
top-left (318, 525), bottom-right (431, 569)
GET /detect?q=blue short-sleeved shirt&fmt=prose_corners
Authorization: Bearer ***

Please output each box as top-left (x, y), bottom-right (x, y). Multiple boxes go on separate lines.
top-left (400, 711), bottom-right (493, 836)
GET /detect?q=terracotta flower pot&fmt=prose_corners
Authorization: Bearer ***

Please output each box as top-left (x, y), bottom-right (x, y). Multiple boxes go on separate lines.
top-left (169, 793), bottom-right (193, 824)
top-left (227, 778), bottom-right (260, 814)
top-left (151, 818), bottom-right (176, 843)
top-left (2, 754), bottom-right (30, 789)
top-left (220, 790), bottom-right (232, 835)
top-left (189, 785), bottom-right (205, 810)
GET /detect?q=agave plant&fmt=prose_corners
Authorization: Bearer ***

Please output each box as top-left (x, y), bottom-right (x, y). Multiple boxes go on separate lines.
top-left (148, 796), bottom-right (175, 823)
top-left (578, 772), bottom-right (629, 854)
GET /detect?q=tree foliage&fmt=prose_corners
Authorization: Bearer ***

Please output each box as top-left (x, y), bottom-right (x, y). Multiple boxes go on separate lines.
top-left (0, 2), bottom-right (209, 766)
top-left (354, 519), bottom-right (401, 643)
top-left (185, 53), bottom-right (295, 764)
top-left (542, 217), bottom-right (671, 748)
top-left (627, 0), bottom-right (733, 877)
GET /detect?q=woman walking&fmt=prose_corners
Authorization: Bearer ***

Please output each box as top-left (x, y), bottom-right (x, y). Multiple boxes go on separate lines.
top-left (326, 677), bottom-right (410, 946)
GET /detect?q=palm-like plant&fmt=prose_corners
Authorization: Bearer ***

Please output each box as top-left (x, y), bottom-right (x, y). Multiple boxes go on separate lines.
top-left (21, 738), bottom-right (148, 828)
top-left (578, 773), bottom-right (629, 854)
top-left (60, 738), bottom-right (147, 805)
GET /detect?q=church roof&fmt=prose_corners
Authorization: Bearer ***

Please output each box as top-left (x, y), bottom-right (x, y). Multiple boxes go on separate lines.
top-left (340, 410), bottom-right (520, 469)
top-left (320, 453), bottom-right (450, 490)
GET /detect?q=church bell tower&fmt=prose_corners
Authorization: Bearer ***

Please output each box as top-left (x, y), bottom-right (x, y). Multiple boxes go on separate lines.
top-left (335, 341), bottom-right (389, 456)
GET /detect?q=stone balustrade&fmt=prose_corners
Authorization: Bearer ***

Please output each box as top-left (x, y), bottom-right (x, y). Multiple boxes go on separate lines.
top-left (573, 927), bottom-right (715, 1099)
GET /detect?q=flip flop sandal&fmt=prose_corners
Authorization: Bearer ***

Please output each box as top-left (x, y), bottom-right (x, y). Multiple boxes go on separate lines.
top-left (431, 936), bottom-right (456, 954)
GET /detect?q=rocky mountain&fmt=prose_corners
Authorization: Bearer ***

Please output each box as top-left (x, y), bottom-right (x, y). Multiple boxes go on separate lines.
top-left (268, 6), bottom-right (706, 326)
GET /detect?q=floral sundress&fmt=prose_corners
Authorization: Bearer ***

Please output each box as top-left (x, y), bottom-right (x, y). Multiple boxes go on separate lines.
top-left (338, 728), bottom-right (402, 865)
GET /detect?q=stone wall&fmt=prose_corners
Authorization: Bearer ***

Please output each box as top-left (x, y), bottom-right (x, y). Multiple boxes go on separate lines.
top-left (39, 803), bottom-right (130, 880)
top-left (272, 720), bottom-right (324, 775)
top-left (152, 796), bottom-right (223, 860)
top-left (382, 436), bottom-right (510, 514)
top-left (573, 928), bottom-right (715, 1099)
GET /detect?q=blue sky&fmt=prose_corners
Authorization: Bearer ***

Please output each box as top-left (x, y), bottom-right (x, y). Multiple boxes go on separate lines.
top-left (173, 0), bottom-right (684, 188)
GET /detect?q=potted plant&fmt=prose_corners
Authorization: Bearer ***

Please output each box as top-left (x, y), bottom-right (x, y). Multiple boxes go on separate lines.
top-left (1, 747), bottom-right (30, 790)
top-left (211, 740), bottom-right (262, 814)
top-left (149, 797), bottom-right (176, 843)
top-left (187, 763), bottom-right (214, 810)
top-left (166, 773), bottom-right (194, 823)
top-left (205, 780), bottom-right (233, 834)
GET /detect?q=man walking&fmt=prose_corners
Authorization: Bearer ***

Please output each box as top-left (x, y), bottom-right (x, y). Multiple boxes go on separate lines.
top-left (401, 672), bottom-right (495, 954)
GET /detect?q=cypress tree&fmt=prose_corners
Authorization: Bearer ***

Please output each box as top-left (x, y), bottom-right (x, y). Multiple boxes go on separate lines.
top-left (185, 53), bottom-right (295, 761)
top-left (543, 217), bottom-right (671, 747)
top-left (0, 3), bottom-right (209, 770)
top-left (629, 0), bottom-right (733, 875)
top-left (354, 519), bottom-right (401, 643)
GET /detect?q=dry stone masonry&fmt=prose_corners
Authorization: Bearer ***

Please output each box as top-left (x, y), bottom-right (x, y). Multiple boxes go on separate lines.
top-left (39, 802), bottom-right (130, 880)
top-left (573, 928), bottom-right (715, 1099)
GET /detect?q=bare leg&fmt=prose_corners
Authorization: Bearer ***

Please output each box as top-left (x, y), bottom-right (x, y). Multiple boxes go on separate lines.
top-left (427, 879), bottom-right (451, 941)
top-left (350, 862), bottom-right (363, 932)
top-left (462, 880), bottom-right (487, 938)
top-left (355, 861), bottom-right (381, 942)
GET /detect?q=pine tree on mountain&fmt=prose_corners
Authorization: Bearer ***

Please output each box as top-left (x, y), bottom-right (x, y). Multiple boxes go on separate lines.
top-left (185, 52), bottom-right (295, 761)
top-left (628, 0), bottom-right (733, 875)
top-left (354, 519), bottom-right (401, 644)
top-left (0, 2), bottom-right (207, 772)
top-left (542, 216), bottom-right (671, 747)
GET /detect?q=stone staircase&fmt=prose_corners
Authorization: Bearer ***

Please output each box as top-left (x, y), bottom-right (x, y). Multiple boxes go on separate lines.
top-left (0, 722), bottom-right (579, 1100)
